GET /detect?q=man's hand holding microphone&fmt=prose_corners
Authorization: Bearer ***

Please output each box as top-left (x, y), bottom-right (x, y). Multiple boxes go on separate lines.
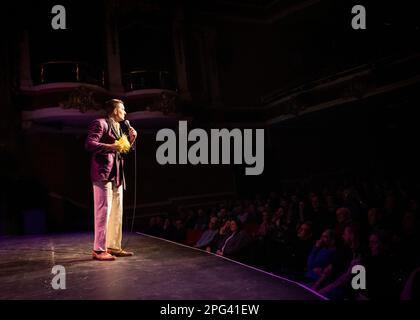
top-left (106, 120), bottom-right (137, 153)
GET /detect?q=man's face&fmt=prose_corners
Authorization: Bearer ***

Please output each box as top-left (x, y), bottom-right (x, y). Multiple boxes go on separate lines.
top-left (113, 103), bottom-right (126, 121)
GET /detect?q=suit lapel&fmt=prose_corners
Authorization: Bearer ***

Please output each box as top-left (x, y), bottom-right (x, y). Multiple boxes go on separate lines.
top-left (106, 118), bottom-right (121, 140)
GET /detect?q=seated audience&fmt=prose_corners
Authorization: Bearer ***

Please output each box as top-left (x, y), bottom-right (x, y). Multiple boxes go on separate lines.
top-left (216, 218), bottom-right (252, 260)
top-left (194, 217), bottom-right (219, 249)
top-left (305, 229), bottom-right (337, 282)
top-left (207, 220), bottom-right (232, 253)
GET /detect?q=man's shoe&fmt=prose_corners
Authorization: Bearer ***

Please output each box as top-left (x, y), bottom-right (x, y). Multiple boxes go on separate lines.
top-left (107, 248), bottom-right (134, 257)
top-left (92, 251), bottom-right (116, 261)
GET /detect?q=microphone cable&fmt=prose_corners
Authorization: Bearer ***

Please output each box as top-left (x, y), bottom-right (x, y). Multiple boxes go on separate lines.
top-left (121, 132), bottom-right (138, 252)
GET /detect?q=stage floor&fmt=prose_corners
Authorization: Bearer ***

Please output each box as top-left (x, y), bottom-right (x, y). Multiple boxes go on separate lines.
top-left (0, 232), bottom-right (324, 300)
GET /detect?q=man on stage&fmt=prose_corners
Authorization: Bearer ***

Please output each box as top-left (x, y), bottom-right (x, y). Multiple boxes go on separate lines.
top-left (85, 99), bottom-right (137, 261)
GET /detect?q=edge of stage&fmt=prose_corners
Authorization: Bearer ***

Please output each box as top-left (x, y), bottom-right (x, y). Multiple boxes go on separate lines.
top-left (0, 232), bottom-right (326, 300)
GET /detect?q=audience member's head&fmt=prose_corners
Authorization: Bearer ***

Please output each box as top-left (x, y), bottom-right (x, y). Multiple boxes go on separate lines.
top-left (149, 216), bottom-right (156, 225)
top-left (384, 192), bottom-right (397, 212)
top-left (262, 211), bottom-right (271, 223)
top-left (175, 219), bottom-right (184, 230)
top-left (218, 207), bottom-right (228, 219)
top-left (210, 208), bottom-right (218, 218)
top-left (297, 222), bottom-right (313, 241)
top-left (155, 215), bottom-right (163, 226)
top-left (326, 195), bottom-right (337, 213)
top-left (229, 218), bottom-right (243, 233)
top-left (408, 199), bottom-right (418, 213)
top-left (220, 220), bottom-right (231, 234)
top-left (186, 209), bottom-right (194, 218)
top-left (248, 204), bottom-right (256, 213)
top-left (401, 211), bottom-right (417, 237)
top-left (291, 195), bottom-right (299, 203)
top-left (163, 217), bottom-right (172, 228)
top-left (273, 207), bottom-right (285, 220)
top-left (368, 208), bottom-right (382, 227)
top-left (318, 229), bottom-right (336, 248)
top-left (208, 216), bottom-right (219, 230)
top-left (311, 195), bottom-right (320, 210)
top-left (299, 201), bottom-right (306, 211)
top-left (336, 207), bottom-right (352, 224)
top-left (369, 230), bottom-right (391, 257)
top-left (342, 224), bottom-right (361, 250)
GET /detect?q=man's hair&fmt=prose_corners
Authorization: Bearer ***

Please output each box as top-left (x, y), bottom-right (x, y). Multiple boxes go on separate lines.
top-left (104, 99), bottom-right (124, 115)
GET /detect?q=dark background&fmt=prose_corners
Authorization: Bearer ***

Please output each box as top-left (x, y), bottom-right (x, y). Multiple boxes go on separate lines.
top-left (0, 0), bottom-right (419, 234)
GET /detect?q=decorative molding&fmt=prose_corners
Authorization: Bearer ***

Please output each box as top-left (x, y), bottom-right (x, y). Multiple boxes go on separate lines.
top-left (148, 91), bottom-right (177, 115)
top-left (59, 86), bottom-right (103, 113)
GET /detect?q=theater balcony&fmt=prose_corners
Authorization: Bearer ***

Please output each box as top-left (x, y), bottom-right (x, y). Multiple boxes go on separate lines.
top-left (124, 70), bottom-right (176, 93)
top-left (121, 70), bottom-right (183, 130)
top-left (17, 0), bottom-right (187, 133)
top-left (19, 60), bottom-right (105, 132)
top-left (261, 52), bottom-right (420, 126)
top-left (33, 61), bottom-right (105, 88)
top-left (19, 63), bottom-right (183, 133)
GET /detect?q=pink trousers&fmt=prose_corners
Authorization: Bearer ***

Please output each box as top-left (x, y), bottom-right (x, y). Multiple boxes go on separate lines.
top-left (92, 180), bottom-right (123, 252)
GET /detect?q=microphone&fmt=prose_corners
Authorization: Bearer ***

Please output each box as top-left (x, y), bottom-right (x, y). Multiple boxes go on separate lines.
top-left (124, 120), bottom-right (132, 129)
top-left (124, 120), bottom-right (136, 149)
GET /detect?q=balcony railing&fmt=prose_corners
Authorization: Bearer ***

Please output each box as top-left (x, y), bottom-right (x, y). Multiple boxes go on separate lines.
top-left (123, 70), bottom-right (176, 92)
top-left (33, 61), bottom-right (105, 87)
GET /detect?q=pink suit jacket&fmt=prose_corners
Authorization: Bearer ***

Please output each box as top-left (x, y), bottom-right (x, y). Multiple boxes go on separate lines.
top-left (85, 118), bottom-right (126, 189)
